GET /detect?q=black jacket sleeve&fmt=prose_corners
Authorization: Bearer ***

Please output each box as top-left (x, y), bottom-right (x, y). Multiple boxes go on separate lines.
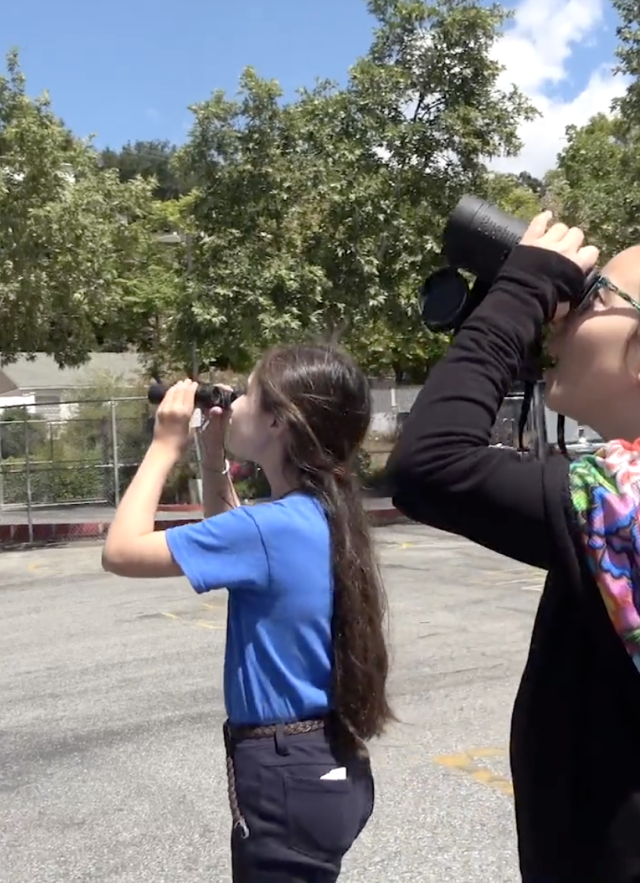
top-left (386, 245), bottom-right (583, 570)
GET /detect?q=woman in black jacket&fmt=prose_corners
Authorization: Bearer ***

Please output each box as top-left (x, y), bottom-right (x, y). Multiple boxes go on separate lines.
top-left (388, 212), bottom-right (640, 882)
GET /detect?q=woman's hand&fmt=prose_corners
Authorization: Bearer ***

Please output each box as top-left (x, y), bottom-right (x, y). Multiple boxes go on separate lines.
top-left (153, 379), bottom-right (198, 458)
top-left (520, 211), bottom-right (600, 323)
top-left (521, 211), bottom-right (599, 275)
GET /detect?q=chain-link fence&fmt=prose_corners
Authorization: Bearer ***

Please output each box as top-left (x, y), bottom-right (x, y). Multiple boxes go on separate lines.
top-left (0, 396), bottom-right (204, 544)
top-left (1, 397), bottom-right (149, 509)
top-left (0, 385), bottom-right (601, 546)
top-left (0, 388), bottom-right (548, 515)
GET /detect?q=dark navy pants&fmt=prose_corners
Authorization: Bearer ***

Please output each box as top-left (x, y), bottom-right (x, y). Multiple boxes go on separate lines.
top-left (227, 723), bottom-right (374, 882)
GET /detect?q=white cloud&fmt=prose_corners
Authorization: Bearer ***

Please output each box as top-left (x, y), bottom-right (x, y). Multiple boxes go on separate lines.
top-left (490, 0), bottom-right (628, 177)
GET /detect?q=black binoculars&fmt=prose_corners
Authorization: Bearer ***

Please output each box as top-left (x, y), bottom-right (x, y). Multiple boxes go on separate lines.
top-left (147, 383), bottom-right (244, 411)
top-left (420, 195), bottom-right (599, 333)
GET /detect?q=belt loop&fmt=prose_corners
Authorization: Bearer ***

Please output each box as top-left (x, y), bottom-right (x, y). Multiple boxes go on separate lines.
top-left (274, 723), bottom-right (290, 756)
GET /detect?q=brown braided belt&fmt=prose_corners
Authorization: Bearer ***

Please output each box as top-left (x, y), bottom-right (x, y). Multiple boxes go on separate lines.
top-left (223, 718), bottom-right (326, 839)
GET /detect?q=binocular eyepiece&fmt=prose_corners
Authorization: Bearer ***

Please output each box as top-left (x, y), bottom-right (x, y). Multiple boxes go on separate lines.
top-left (420, 195), bottom-right (599, 334)
top-left (147, 383), bottom-right (243, 411)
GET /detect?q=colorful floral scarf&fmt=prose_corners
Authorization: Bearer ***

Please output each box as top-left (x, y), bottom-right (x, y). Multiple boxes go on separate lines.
top-left (570, 439), bottom-right (640, 672)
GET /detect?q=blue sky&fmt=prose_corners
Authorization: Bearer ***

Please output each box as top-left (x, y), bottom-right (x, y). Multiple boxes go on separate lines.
top-left (1, 0), bottom-right (627, 175)
top-left (2, 0), bottom-right (374, 149)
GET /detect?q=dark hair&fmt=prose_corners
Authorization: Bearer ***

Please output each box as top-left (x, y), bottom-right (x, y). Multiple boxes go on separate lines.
top-left (254, 343), bottom-right (394, 743)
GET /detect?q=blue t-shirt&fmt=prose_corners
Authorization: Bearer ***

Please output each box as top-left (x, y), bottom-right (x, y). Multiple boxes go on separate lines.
top-left (165, 492), bottom-right (333, 725)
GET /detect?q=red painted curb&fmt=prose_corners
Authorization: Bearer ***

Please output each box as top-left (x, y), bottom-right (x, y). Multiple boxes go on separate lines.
top-left (156, 503), bottom-right (202, 512)
top-left (0, 521), bottom-right (112, 545)
top-left (0, 508), bottom-right (408, 547)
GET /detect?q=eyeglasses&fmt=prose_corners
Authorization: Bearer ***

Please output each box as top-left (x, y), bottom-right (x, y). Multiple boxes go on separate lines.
top-left (585, 275), bottom-right (640, 315)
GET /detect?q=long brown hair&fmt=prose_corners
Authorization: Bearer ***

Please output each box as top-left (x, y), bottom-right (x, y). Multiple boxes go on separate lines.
top-left (254, 343), bottom-right (394, 742)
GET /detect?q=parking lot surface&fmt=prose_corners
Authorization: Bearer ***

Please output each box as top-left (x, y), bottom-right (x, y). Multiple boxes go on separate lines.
top-left (1, 524), bottom-right (546, 882)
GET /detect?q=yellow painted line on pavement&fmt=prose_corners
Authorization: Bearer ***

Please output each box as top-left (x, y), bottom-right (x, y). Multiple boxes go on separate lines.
top-left (194, 619), bottom-right (225, 630)
top-left (432, 747), bottom-right (513, 798)
top-left (160, 610), bottom-right (225, 631)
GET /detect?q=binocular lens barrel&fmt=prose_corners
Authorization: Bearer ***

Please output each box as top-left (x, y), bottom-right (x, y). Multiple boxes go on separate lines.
top-left (420, 194), bottom-right (598, 334)
top-left (147, 383), bottom-right (242, 411)
top-left (442, 196), bottom-right (528, 282)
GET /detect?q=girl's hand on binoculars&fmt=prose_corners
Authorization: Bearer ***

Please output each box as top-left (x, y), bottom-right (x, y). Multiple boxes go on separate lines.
top-left (199, 385), bottom-right (232, 468)
top-left (521, 211), bottom-right (600, 275)
top-left (153, 379), bottom-right (198, 458)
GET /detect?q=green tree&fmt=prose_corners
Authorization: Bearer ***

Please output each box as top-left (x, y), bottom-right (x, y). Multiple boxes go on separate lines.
top-left (547, 114), bottom-right (640, 260)
top-left (99, 139), bottom-right (189, 202)
top-left (344, 302), bottom-right (450, 383)
top-left (0, 50), bottom-right (162, 367)
top-left (177, 0), bottom-right (535, 375)
top-left (514, 171), bottom-right (545, 196)
top-left (539, 0), bottom-right (640, 258)
top-left (59, 371), bottom-right (151, 474)
top-left (347, 170), bottom-right (543, 382)
top-left (0, 406), bottom-right (47, 459)
top-left (91, 195), bottom-right (190, 365)
top-left (612, 0), bottom-right (640, 122)
top-left (481, 171), bottom-right (542, 219)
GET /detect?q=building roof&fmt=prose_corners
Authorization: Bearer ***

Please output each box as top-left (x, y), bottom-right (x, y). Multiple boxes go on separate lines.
top-left (0, 352), bottom-right (145, 394)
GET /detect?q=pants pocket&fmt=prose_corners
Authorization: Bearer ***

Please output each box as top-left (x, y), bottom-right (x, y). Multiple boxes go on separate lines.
top-left (283, 765), bottom-right (358, 863)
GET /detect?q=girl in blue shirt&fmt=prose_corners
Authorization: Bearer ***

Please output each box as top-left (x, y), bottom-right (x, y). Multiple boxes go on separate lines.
top-left (103, 343), bottom-right (394, 882)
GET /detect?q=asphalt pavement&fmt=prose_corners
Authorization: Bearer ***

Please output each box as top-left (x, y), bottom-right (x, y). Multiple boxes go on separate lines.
top-left (0, 497), bottom-right (396, 524)
top-left (1, 524), bottom-right (546, 882)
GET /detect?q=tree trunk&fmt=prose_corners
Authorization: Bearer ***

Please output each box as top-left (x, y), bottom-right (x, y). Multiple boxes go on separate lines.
top-left (321, 317), bottom-right (349, 344)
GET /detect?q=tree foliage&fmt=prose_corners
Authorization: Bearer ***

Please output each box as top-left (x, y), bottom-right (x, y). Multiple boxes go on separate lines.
top-left (0, 50), bottom-right (168, 367)
top-left (176, 0), bottom-right (535, 372)
top-left (99, 139), bottom-right (189, 201)
top-left (481, 172), bottom-right (542, 220)
top-left (546, 115), bottom-right (640, 262)
top-left (612, 0), bottom-right (640, 122)
top-left (0, 0), bottom-right (550, 378)
top-left (537, 0), bottom-right (640, 262)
